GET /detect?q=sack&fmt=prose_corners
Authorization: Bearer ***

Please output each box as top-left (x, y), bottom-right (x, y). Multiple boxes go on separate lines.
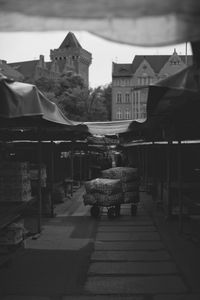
top-left (84, 178), bottom-right (122, 195)
top-left (101, 167), bottom-right (138, 182)
top-left (83, 192), bottom-right (123, 206)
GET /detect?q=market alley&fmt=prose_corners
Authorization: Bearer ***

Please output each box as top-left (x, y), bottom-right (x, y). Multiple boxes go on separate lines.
top-left (0, 186), bottom-right (200, 299)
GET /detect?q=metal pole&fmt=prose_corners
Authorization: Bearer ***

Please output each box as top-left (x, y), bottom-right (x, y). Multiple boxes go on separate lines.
top-left (79, 151), bottom-right (82, 185)
top-left (70, 142), bottom-right (74, 197)
top-left (178, 141), bottom-right (183, 233)
top-left (37, 138), bottom-right (42, 233)
top-left (50, 141), bottom-right (54, 218)
top-left (166, 141), bottom-right (172, 219)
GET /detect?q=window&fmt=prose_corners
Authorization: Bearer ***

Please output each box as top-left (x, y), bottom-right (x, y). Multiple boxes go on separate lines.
top-left (125, 109), bottom-right (131, 120)
top-left (116, 93), bottom-right (122, 103)
top-left (116, 109), bottom-right (123, 119)
top-left (125, 93), bottom-right (130, 103)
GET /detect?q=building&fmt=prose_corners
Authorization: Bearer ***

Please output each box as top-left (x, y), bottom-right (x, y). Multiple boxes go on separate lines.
top-left (0, 60), bottom-right (24, 81)
top-left (112, 50), bottom-right (192, 121)
top-left (9, 32), bottom-right (92, 86)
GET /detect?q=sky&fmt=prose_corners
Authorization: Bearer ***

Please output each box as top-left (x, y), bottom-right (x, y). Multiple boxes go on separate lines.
top-left (0, 31), bottom-right (192, 88)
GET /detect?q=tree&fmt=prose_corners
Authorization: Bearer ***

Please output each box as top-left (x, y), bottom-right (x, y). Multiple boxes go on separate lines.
top-left (34, 72), bottom-right (112, 122)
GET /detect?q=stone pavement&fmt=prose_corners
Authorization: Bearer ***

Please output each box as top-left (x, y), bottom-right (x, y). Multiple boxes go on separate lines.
top-left (82, 200), bottom-right (200, 300)
top-left (1, 189), bottom-right (200, 299)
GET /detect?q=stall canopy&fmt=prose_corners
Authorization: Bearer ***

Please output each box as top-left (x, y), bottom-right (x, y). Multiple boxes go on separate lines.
top-left (85, 120), bottom-right (139, 136)
top-left (123, 64), bottom-right (200, 142)
top-left (0, 77), bottom-right (89, 140)
top-left (0, 0), bottom-right (200, 46)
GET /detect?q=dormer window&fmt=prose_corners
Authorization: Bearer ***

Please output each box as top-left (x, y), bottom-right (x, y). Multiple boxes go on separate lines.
top-left (169, 48), bottom-right (181, 65)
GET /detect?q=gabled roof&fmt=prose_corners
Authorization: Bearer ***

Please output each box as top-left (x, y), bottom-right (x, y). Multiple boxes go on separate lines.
top-left (112, 63), bottom-right (133, 77)
top-left (131, 55), bottom-right (170, 74)
top-left (132, 55), bottom-right (193, 73)
top-left (59, 32), bottom-right (82, 49)
top-left (113, 55), bottom-right (193, 77)
top-left (0, 60), bottom-right (24, 81)
top-left (9, 60), bottom-right (39, 80)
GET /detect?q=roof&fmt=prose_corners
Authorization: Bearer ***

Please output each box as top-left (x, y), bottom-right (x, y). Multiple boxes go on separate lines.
top-left (9, 60), bottom-right (39, 80)
top-left (59, 32), bottom-right (82, 49)
top-left (112, 55), bottom-right (193, 77)
top-left (0, 60), bottom-right (24, 81)
top-left (112, 63), bottom-right (133, 77)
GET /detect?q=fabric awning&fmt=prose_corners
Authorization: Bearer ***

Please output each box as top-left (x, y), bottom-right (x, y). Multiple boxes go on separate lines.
top-left (143, 65), bottom-right (200, 140)
top-left (0, 77), bottom-right (76, 125)
top-left (85, 120), bottom-right (137, 136)
top-left (0, 0), bottom-right (200, 46)
top-left (0, 77), bottom-right (89, 140)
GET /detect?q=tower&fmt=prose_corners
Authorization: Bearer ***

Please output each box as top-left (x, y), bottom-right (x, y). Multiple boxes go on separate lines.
top-left (50, 32), bottom-right (92, 86)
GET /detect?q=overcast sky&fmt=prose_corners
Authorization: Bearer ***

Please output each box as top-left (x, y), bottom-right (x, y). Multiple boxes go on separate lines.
top-left (0, 31), bottom-right (192, 88)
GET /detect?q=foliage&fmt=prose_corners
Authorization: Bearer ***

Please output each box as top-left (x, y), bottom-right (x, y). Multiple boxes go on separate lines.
top-left (34, 72), bottom-right (112, 122)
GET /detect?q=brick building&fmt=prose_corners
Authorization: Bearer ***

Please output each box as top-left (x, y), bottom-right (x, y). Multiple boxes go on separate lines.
top-left (9, 32), bottom-right (92, 86)
top-left (112, 50), bottom-right (192, 121)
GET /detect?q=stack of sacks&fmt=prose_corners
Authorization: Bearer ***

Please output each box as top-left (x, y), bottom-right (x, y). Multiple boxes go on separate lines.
top-left (83, 178), bottom-right (123, 206)
top-left (0, 162), bottom-right (32, 202)
top-left (101, 167), bottom-right (140, 204)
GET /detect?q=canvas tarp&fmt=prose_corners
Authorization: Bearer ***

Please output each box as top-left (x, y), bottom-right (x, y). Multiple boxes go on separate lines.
top-left (0, 0), bottom-right (200, 46)
top-left (85, 120), bottom-right (140, 136)
top-left (138, 65), bottom-right (200, 140)
top-left (0, 77), bottom-right (89, 140)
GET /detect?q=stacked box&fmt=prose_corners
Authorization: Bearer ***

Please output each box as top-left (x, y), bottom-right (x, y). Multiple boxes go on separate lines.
top-left (0, 162), bottom-right (32, 202)
top-left (30, 164), bottom-right (47, 187)
top-left (102, 167), bottom-right (140, 204)
top-left (83, 178), bottom-right (123, 206)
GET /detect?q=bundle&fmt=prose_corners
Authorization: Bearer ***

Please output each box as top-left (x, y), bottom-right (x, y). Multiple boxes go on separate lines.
top-left (83, 177), bottom-right (122, 206)
top-left (83, 192), bottom-right (123, 206)
top-left (101, 167), bottom-right (138, 182)
top-left (84, 178), bottom-right (121, 195)
top-left (102, 167), bottom-right (140, 204)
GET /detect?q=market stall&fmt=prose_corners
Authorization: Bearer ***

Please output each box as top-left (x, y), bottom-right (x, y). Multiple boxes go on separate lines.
top-left (0, 77), bottom-right (89, 246)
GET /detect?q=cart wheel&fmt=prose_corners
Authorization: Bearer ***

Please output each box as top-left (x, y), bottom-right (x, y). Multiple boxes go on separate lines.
top-left (107, 207), bottom-right (116, 219)
top-left (131, 204), bottom-right (137, 216)
top-left (90, 205), bottom-right (100, 218)
top-left (115, 204), bottom-right (121, 217)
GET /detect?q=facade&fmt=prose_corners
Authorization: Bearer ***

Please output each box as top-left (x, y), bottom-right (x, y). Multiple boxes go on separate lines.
top-left (9, 32), bottom-right (92, 86)
top-left (112, 50), bottom-right (192, 121)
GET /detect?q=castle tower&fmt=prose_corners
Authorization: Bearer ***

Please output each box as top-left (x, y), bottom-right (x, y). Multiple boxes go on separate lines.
top-left (50, 32), bottom-right (92, 86)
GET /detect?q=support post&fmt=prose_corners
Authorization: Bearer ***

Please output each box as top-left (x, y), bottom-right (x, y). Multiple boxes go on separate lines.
top-left (50, 141), bottom-right (54, 218)
top-left (178, 141), bottom-right (183, 233)
top-left (37, 139), bottom-right (42, 233)
top-left (166, 141), bottom-right (172, 219)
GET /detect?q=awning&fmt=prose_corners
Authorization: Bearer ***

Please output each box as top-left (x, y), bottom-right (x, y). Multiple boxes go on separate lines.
top-left (0, 77), bottom-right (89, 140)
top-left (0, 0), bottom-right (200, 46)
top-left (85, 120), bottom-right (135, 136)
top-left (144, 65), bottom-right (200, 140)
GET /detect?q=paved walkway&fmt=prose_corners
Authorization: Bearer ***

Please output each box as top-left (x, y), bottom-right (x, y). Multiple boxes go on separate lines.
top-left (1, 189), bottom-right (200, 299)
